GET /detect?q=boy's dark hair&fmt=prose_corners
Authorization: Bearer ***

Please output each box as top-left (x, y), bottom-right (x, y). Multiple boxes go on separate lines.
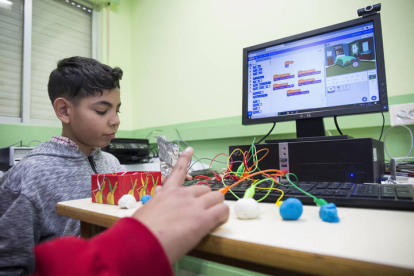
top-left (48, 56), bottom-right (123, 105)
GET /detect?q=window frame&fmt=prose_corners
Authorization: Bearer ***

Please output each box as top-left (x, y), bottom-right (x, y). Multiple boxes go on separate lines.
top-left (0, 0), bottom-right (99, 127)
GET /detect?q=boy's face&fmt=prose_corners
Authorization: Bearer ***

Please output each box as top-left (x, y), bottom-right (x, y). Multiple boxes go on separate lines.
top-left (65, 88), bottom-right (121, 155)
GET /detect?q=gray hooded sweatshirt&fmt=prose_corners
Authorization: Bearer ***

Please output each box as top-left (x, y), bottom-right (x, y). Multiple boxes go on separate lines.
top-left (0, 141), bottom-right (122, 276)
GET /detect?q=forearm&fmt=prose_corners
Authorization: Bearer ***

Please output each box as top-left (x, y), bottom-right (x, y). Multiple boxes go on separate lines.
top-left (34, 217), bottom-right (173, 276)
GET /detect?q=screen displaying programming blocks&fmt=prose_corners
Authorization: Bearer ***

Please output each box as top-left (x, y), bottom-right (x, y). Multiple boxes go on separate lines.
top-left (246, 22), bottom-right (380, 120)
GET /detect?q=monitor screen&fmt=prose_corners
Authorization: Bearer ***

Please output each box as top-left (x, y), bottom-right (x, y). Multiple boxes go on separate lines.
top-left (242, 14), bottom-right (387, 138)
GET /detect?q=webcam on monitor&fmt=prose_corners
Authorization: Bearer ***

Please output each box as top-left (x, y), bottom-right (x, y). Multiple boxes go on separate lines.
top-left (357, 3), bottom-right (381, 17)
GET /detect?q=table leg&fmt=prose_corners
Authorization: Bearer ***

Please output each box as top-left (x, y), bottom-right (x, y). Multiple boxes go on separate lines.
top-left (80, 221), bottom-right (107, 239)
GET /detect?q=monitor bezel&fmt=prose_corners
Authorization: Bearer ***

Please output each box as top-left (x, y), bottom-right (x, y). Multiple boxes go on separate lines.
top-left (242, 13), bottom-right (387, 126)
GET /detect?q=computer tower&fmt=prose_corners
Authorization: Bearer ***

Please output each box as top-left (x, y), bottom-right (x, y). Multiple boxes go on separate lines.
top-left (229, 138), bottom-right (384, 183)
top-left (0, 147), bottom-right (34, 171)
top-left (101, 138), bottom-right (150, 164)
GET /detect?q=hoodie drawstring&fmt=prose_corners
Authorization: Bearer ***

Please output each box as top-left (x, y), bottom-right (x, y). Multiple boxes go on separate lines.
top-left (88, 156), bottom-right (98, 174)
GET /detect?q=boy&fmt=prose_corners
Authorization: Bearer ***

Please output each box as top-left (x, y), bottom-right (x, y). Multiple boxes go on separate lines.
top-left (33, 147), bottom-right (229, 276)
top-left (0, 57), bottom-right (124, 275)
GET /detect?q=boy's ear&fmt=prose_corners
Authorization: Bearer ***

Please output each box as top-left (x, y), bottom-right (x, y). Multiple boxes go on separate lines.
top-left (53, 98), bottom-right (72, 124)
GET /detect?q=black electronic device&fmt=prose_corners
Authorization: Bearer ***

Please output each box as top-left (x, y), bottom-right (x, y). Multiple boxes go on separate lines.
top-left (0, 147), bottom-right (34, 171)
top-left (229, 138), bottom-right (384, 184)
top-left (242, 13), bottom-right (387, 139)
top-left (357, 3), bottom-right (381, 17)
top-left (183, 180), bottom-right (414, 211)
top-left (265, 135), bottom-right (353, 144)
top-left (101, 138), bottom-right (150, 164)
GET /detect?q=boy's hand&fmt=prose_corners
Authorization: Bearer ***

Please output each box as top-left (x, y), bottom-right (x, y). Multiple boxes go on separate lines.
top-left (132, 147), bottom-right (229, 264)
top-left (161, 173), bottom-right (192, 185)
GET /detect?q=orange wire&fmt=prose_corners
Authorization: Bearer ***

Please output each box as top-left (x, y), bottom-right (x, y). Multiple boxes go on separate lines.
top-left (247, 148), bottom-right (269, 172)
top-left (218, 169), bottom-right (285, 194)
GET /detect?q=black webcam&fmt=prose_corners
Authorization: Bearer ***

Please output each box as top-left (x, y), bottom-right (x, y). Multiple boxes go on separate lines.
top-left (357, 3), bottom-right (381, 17)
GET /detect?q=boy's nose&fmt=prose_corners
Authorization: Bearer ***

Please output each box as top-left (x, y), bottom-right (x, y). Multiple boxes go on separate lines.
top-left (109, 114), bottom-right (120, 127)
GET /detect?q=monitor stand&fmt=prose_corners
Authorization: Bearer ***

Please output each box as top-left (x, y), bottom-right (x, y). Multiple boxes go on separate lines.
top-left (265, 135), bottom-right (352, 143)
top-left (265, 117), bottom-right (353, 143)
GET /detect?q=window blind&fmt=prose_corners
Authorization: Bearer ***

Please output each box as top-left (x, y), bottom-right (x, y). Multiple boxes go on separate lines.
top-left (0, 0), bottom-right (24, 118)
top-left (30, 0), bottom-right (92, 121)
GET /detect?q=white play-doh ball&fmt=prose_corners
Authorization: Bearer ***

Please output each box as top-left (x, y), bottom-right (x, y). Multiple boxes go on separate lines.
top-left (234, 198), bottom-right (260, 219)
top-left (118, 194), bottom-right (136, 208)
top-left (125, 200), bottom-right (137, 209)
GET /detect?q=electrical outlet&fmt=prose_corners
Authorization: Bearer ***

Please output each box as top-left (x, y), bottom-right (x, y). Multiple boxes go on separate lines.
top-left (389, 103), bottom-right (414, 126)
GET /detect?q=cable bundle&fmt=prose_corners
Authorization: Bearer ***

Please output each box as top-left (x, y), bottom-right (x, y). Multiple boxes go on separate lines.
top-left (193, 138), bottom-right (329, 207)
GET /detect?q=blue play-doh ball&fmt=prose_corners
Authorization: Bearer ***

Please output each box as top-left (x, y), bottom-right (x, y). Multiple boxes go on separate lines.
top-left (279, 198), bottom-right (303, 220)
top-left (141, 195), bottom-right (152, 204)
top-left (319, 203), bottom-right (340, 223)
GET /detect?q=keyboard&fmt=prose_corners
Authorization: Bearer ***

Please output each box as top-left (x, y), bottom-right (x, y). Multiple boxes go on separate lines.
top-left (183, 180), bottom-right (414, 211)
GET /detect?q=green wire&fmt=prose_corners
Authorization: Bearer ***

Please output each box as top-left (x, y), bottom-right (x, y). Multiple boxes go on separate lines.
top-left (222, 138), bottom-right (278, 202)
top-left (229, 138), bottom-right (259, 198)
top-left (235, 137), bottom-right (258, 176)
top-left (247, 138), bottom-right (260, 173)
top-left (238, 139), bottom-right (260, 174)
top-left (221, 171), bottom-right (241, 200)
top-left (237, 138), bottom-right (258, 171)
top-left (255, 178), bottom-right (276, 202)
top-left (285, 173), bottom-right (318, 201)
top-left (222, 142), bottom-right (259, 199)
top-left (224, 138), bottom-right (279, 201)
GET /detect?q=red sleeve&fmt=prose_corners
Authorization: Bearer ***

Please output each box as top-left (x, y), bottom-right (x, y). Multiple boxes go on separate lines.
top-left (33, 217), bottom-right (173, 276)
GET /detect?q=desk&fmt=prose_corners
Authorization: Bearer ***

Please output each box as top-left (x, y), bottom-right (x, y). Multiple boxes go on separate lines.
top-left (56, 198), bottom-right (414, 276)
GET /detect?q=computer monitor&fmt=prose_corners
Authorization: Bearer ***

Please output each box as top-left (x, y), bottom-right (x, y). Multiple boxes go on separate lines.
top-left (242, 13), bottom-right (387, 139)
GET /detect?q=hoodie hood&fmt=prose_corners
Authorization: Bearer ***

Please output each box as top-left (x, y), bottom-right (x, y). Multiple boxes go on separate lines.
top-left (25, 141), bottom-right (102, 160)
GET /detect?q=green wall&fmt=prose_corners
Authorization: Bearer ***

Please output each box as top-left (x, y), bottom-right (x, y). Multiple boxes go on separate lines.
top-left (0, 123), bottom-right (131, 148)
top-left (129, 0), bottom-right (414, 129)
top-left (98, 1), bottom-right (134, 131)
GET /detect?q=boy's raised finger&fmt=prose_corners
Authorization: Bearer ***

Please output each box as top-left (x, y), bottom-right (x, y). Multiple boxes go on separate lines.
top-left (163, 147), bottom-right (194, 189)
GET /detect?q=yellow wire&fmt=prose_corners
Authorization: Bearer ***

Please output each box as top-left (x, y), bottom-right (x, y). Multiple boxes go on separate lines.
top-left (227, 148), bottom-right (244, 172)
top-left (256, 187), bottom-right (284, 205)
top-left (225, 146), bottom-right (285, 206)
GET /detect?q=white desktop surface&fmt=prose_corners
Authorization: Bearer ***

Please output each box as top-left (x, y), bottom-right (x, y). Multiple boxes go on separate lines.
top-left (58, 198), bottom-right (414, 270)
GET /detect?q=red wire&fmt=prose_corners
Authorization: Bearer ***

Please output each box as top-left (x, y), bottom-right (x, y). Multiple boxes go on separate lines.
top-left (192, 150), bottom-right (278, 187)
top-left (218, 169), bottom-right (286, 194)
top-left (243, 151), bottom-right (249, 173)
top-left (194, 175), bottom-right (211, 180)
top-left (193, 153), bottom-right (237, 182)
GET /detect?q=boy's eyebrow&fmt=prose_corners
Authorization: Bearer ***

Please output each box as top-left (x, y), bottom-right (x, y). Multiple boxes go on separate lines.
top-left (92, 101), bottom-right (121, 108)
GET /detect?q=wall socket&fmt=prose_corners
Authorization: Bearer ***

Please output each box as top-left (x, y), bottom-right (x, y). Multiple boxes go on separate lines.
top-left (389, 103), bottom-right (414, 126)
